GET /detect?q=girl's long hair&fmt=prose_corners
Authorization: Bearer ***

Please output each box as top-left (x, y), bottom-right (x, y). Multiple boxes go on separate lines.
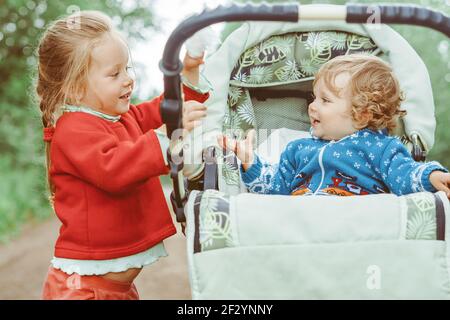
top-left (35, 11), bottom-right (113, 205)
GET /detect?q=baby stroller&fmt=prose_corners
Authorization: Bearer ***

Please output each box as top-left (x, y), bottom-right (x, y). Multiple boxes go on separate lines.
top-left (159, 3), bottom-right (450, 299)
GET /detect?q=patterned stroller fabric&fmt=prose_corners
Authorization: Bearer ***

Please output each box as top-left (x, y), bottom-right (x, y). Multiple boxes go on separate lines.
top-left (186, 190), bottom-right (449, 299)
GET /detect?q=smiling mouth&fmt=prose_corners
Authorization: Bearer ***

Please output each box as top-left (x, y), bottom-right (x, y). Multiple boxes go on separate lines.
top-left (312, 119), bottom-right (320, 125)
top-left (119, 92), bottom-right (131, 99)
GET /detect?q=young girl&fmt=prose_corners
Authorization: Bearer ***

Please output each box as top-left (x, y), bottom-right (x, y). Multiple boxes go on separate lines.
top-left (219, 54), bottom-right (450, 197)
top-left (37, 11), bottom-right (209, 300)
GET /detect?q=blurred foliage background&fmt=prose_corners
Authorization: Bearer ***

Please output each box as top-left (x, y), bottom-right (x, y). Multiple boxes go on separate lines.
top-left (0, 0), bottom-right (157, 242)
top-left (0, 0), bottom-right (448, 242)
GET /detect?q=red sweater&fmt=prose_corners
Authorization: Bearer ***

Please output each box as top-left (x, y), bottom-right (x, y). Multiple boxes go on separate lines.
top-left (50, 88), bottom-right (209, 260)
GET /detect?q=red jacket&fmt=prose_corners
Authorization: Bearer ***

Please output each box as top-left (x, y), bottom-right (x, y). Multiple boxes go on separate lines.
top-left (50, 88), bottom-right (209, 260)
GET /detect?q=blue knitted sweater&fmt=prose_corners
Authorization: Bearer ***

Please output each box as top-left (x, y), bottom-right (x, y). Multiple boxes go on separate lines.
top-left (241, 128), bottom-right (447, 196)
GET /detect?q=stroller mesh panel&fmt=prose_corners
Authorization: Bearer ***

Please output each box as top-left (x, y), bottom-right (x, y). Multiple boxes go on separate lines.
top-left (251, 96), bottom-right (310, 144)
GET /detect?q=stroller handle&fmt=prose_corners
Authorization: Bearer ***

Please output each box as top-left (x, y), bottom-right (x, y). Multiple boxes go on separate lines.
top-left (159, 2), bottom-right (449, 222)
top-left (346, 4), bottom-right (449, 36)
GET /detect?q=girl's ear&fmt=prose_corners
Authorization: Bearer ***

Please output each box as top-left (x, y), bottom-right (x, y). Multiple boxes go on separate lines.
top-left (65, 85), bottom-right (84, 105)
top-left (68, 94), bottom-right (82, 105)
top-left (76, 94), bottom-right (84, 104)
top-left (74, 86), bottom-right (86, 104)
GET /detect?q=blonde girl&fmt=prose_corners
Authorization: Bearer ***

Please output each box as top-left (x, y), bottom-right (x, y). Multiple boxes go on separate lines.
top-left (37, 10), bottom-right (209, 300)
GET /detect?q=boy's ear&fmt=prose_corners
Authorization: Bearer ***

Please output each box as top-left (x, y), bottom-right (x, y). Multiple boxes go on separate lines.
top-left (354, 109), bottom-right (372, 128)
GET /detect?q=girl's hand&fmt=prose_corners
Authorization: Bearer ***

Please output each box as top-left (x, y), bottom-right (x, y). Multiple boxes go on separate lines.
top-left (183, 52), bottom-right (204, 70)
top-left (182, 100), bottom-right (207, 132)
top-left (429, 171), bottom-right (450, 198)
top-left (217, 129), bottom-right (256, 171)
top-left (182, 52), bottom-right (204, 87)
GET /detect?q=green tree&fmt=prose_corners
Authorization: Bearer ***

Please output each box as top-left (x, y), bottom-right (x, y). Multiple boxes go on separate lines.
top-left (0, 0), bottom-right (156, 242)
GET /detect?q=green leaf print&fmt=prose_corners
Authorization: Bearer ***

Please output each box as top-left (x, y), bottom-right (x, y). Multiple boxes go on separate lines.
top-left (360, 37), bottom-right (377, 49)
top-left (274, 60), bottom-right (304, 81)
top-left (201, 210), bottom-right (234, 250)
top-left (327, 32), bottom-right (347, 50)
top-left (271, 35), bottom-right (294, 55)
top-left (237, 102), bottom-right (256, 126)
top-left (304, 32), bottom-right (330, 53)
top-left (303, 32), bottom-right (332, 67)
top-left (229, 109), bottom-right (242, 128)
top-left (232, 72), bottom-right (248, 83)
top-left (254, 35), bottom-right (294, 64)
top-left (228, 86), bottom-right (243, 106)
top-left (406, 210), bottom-right (436, 240)
top-left (222, 161), bottom-right (240, 186)
top-left (299, 58), bottom-right (321, 76)
top-left (346, 34), bottom-right (368, 53)
top-left (247, 66), bottom-right (273, 84)
top-left (405, 193), bottom-right (436, 240)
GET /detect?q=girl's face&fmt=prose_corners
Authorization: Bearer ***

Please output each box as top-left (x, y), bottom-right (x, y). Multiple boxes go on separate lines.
top-left (308, 73), bottom-right (357, 141)
top-left (81, 33), bottom-right (134, 116)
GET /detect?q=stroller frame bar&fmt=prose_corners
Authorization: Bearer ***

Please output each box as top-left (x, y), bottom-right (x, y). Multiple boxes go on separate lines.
top-left (159, 2), bottom-right (450, 222)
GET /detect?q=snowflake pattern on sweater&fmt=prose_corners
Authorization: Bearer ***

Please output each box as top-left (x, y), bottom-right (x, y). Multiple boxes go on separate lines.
top-left (241, 128), bottom-right (447, 196)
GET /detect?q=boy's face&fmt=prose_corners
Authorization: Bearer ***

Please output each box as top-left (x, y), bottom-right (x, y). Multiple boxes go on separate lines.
top-left (308, 73), bottom-right (357, 141)
top-left (81, 33), bottom-right (134, 116)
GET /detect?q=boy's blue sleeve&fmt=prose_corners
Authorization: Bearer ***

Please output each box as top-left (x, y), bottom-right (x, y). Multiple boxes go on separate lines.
top-left (379, 139), bottom-right (448, 195)
top-left (240, 142), bottom-right (298, 195)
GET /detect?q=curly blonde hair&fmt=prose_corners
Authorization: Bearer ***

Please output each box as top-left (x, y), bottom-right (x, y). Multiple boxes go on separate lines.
top-left (313, 54), bottom-right (406, 134)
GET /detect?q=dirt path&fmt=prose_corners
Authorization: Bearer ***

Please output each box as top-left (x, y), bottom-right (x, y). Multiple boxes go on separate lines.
top-left (0, 189), bottom-right (191, 300)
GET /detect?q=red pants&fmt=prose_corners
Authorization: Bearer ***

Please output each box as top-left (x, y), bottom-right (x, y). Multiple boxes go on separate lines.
top-left (41, 266), bottom-right (139, 300)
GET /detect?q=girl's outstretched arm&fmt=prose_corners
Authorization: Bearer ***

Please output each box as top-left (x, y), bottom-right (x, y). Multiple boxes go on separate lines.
top-left (128, 85), bottom-right (209, 134)
top-left (53, 116), bottom-right (169, 194)
top-left (129, 53), bottom-right (210, 133)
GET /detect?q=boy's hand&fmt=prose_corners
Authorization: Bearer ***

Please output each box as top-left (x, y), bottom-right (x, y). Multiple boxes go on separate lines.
top-left (217, 129), bottom-right (256, 171)
top-left (182, 100), bottom-right (207, 132)
top-left (182, 52), bottom-right (204, 87)
top-left (429, 171), bottom-right (450, 198)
